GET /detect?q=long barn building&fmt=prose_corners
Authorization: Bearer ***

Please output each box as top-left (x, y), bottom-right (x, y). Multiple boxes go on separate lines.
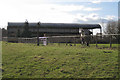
top-left (7, 22), bottom-right (101, 37)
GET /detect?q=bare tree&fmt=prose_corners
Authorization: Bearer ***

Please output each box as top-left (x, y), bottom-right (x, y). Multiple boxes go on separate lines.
top-left (104, 20), bottom-right (119, 42)
top-left (104, 20), bottom-right (118, 34)
top-left (2, 28), bottom-right (7, 37)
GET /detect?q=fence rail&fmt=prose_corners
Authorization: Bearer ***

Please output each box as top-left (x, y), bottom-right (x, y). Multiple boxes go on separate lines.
top-left (2, 34), bottom-right (119, 48)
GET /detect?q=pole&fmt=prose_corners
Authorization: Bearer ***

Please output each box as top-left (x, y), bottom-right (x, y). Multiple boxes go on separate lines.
top-left (37, 22), bottom-right (40, 46)
top-left (91, 29), bottom-right (93, 44)
top-left (96, 35), bottom-right (98, 47)
top-left (110, 35), bottom-right (112, 48)
top-left (92, 29), bottom-right (93, 38)
top-left (74, 37), bottom-right (76, 46)
top-left (100, 28), bottom-right (102, 38)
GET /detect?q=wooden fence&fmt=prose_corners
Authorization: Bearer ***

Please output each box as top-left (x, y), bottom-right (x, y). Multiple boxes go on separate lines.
top-left (2, 34), bottom-right (120, 48)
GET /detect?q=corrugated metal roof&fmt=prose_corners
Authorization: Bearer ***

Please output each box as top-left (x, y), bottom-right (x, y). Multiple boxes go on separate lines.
top-left (8, 22), bottom-right (101, 29)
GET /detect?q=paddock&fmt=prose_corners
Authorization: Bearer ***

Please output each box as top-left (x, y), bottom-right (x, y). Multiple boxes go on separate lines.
top-left (2, 41), bottom-right (119, 78)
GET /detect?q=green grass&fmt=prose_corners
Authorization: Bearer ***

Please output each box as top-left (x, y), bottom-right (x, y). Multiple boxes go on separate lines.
top-left (2, 42), bottom-right (119, 78)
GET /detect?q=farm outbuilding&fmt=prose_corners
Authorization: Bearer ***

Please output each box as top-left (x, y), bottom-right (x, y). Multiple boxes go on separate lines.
top-left (7, 22), bottom-right (101, 45)
top-left (7, 22), bottom-right (101, 37)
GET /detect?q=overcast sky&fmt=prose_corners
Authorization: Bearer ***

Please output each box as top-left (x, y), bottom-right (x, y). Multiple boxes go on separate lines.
top-left (0, 0), bottom-right (119, 34)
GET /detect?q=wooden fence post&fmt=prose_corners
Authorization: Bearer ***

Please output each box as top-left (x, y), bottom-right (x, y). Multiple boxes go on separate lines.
top-left (37, 22), bottom-right (40, 46)
top-left (65, 37), bottom-right (67, 46)
top-left (96, 35), bottom-right (98, 47)
top-left (74, 37), bottom-right (76, 46)
top-left (58, 37), bottom-right (60, 46)
top-left (110, 35), bottom-right (112, 48)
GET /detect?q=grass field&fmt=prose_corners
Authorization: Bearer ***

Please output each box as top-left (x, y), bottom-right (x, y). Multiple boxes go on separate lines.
top-left (2, 42), bottom-right (119, 78)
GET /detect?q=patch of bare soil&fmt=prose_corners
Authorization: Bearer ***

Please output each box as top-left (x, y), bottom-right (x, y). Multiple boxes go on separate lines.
top-left (103, 51), bottom-right (112, 53)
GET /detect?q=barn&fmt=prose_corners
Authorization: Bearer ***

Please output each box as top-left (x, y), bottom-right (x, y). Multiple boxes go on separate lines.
top-left (7, 21), bottom-right (101, 43)
top-left (7, 22), bottom-right (101, 37)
